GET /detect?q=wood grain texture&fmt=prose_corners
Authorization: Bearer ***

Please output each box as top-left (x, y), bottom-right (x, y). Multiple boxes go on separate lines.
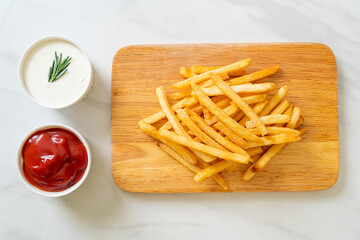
top-left (111, 43), bottom-right (338, 193)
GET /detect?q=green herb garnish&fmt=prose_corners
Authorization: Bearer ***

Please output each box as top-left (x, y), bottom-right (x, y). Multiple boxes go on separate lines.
top-left (48, 52), bottom-right (72, 83)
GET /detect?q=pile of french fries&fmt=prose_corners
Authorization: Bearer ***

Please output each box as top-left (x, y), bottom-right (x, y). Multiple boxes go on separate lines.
top-left (138, 59), bottom-right (305, 191)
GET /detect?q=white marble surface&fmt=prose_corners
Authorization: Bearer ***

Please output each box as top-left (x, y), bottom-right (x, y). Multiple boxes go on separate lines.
top-left (0, 0), bottom-right (359, 239)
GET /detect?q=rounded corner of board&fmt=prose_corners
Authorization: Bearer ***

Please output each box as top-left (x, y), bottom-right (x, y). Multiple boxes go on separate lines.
top-left (315, 173), bottom-right (339, 192)
top-left (313, 43), bottom-right (337, 63)
top-left (112, 179), bottom-right (139, 193)
top-left (113, 45), bottom-right (139, 59)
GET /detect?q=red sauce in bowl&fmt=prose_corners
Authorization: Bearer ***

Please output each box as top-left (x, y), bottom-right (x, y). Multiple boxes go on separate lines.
top-left (22, 128), bottom-right (88, 192)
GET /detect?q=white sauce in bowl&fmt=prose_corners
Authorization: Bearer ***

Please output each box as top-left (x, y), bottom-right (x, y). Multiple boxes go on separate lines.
top-left (21, 38), bottom-right (92, 108)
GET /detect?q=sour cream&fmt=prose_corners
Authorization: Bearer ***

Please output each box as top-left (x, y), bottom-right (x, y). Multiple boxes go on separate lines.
top-left (20, 37), bottom-right (93, 108)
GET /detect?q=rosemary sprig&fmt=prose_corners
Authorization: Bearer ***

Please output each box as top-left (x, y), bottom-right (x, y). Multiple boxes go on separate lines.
top-left (48, 51), bottom-right (72, 83)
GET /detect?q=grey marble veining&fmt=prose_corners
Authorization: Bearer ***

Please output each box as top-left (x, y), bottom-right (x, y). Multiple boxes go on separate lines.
top-left (0, 0), bottom-right (359, 239)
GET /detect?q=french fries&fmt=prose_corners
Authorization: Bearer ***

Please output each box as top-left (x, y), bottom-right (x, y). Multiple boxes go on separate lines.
top-left (159, 130), bottom-right (250, 163)
top-left (160, 143), bottom-right (228, 191)
top-left (243, 107), bottom-right (302, 181)
top-left (138, 121), bottom-right (197, 164)
top-left (238, 100), bottom-right (268, 125)
top-left (159, 142), bottom-right (200, 173)
top-left (246, 133), bottom-right (301, 148)
top-left (197, 159), bottom-right (228, 190)
top-left (259, 86), bottom-right (288, 116)
top-left (190, 66), bottom-right (219, 73)
top-left (170, 73), bottom-right (230, 100)
top-left (249, 127), bottom-right (300, 136)
top-left (210, 73), bottom-right (268, 136)
top-left (142, 96), bottom-right (198, 124)
top-left (229, 65), bottom-right (279, 85)
top-left (213, 122), bottom-right (248, 149)
top-left (191, 66), bottom-right (247, 77)
top-left (176, 109), bottom-right (224, 149)
top-left (194, 161), bottom-right (233, 182)
top-left (270, 100), bottom-right (290, 115)
top-left (187, 110), bottom-right (249, 156)
top-left (201, 83), bottom-right (276, 96)
top-left (138, 59), bottom-right (304, 190)
top-left (172, 59), bottom-right (251, 89)
top-left (179, 67), bottom-right (197, 78)
top-left (191, 82), bottom-right (261, 142)
top-left (156, 87), bottom-right (216, 162)
top-left (245, 114), bottom-right (291, 129)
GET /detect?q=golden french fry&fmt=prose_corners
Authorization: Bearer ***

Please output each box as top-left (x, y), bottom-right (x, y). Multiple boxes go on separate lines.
top-left (202, 104), bottom-right (213, 120)
top-left (239, 100), bottom-right (268, 125)
top-left (213, 122), bottom-right (248, 149)
top-left (228, 68), bottom-right (247, 77)
top-left (156, 87), bottom-right (189, 136)
top-left (189, 97), bottom-right (231, 115)
top-left (246, 147), bottom-right (263, 156)
top-left (270, 100), bottom-right (290, 115)
top-left (156, 87), bottom-right (216, 162)
top-left (138, 121), bottom-right (197, 164)
top-left (187, 110), bottom-right (249, 156)
top-left (215, 98), bottom-right (231, 109)
top-left (205, 103), bottom-right (238, 125)
top-left (191, 82), bottom-right (261, 142)
top-left (249, 127), bottom-right (300, 136)
top-left (198, 79), bottom-right (214, 88)
top-left (169, 88), bottom-right (192, 100)
top-left (211, 95), bottom-right (228, 103)
top-left (191, 66), bottom-right (219, 73)
top-left (170, 74), bottom-right (230, 100)
top-left (160, 142), bottom-right (228, 191)
top-left (207, 94), bottom-right (267, 118)
top-left (241, 94), bottom-right (268, 105)
top-left (159, 121), bottom-right (173, 131)
top-left (243, 108), bottom-right (302, 181)
top-left (197, 159), bottom-right (228, 191)
top-left (201, 83), bottom-right (276, 96)
top-left (286, 107), bottom-right (301, 129)
top-left (203, 109), bottom-right (212, 120)
top-left (296, 115), bottom-right (304, 128)
top-left (190, 66), bottom-right (220, 74)
top-left (245, 114), bottom-right (291, 129)
top-left (194, 161), bottom-right (233, 182)
top-left (298, 127), bottom-right (306, 135)
top-left (225, 146), bottom-right (260, 171)
top-left (274, 105), bottom-right (293, 127)
top-left (243, 144), bottom-right (285, 181)
top-left (191, 65), bottom-right (247, 77)
top-left (199, 74), bottom-right (229, 87)
top-left (259, 86), bottom-right (288, 116)
top-left (229, 65), bottom-right (279, 85)
top-left (179, 67), bottom-right (197, 78)
top-left (142, 96), bottom-right (198, 124)
top-left (172, 59), bottom-right (251, 89)
top-left (247, 133), bottom-right (300, 148)
top-left (158, 142), bottom-right (201, 173)
top-left (232, 111), bottom-right (245, 122)
top-left (283, 105), bottom-right (293, 116)
top-left (188, 104), bottom-right (202, 114)
top-left (209, 73), bottom-right (268, 136)
top-left (176, 109), bottom-right (224, 149)
top-left (205, 95), bottom-right (268, 125)
top-left (226, 151), bottom-right (263, 172)
top-left (159, 130), bottom-right (250, 164)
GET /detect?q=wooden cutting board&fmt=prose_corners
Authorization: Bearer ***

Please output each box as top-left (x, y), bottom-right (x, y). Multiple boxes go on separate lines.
top-left (111, 43), bottom-right (338, 193)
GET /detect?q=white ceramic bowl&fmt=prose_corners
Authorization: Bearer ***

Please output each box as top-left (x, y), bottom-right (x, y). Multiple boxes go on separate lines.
top-left (19, 36), bottom-right (93, 109)
top-left (16, 124), bottom-right (92, 197)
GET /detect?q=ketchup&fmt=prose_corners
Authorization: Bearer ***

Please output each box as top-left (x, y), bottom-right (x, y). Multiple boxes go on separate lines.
top-left (22, 128), bottom-right (88, 192)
